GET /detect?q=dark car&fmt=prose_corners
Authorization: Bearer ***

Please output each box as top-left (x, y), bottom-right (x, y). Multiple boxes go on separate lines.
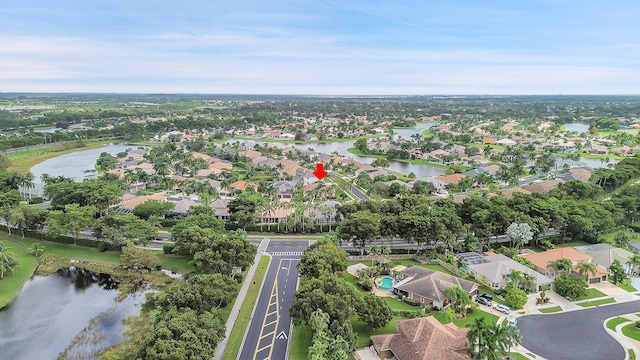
top-left (475, 296), bottom-right (492, 306)
top-left (479, 293), bottom-right (493, 301)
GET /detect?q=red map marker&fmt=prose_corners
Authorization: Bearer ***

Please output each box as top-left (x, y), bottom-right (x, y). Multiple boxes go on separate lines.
top-left (313, 163), bottom-right (327, 180)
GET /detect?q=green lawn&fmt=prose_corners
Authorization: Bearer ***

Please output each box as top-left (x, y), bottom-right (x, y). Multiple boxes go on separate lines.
top-left (384, 296), bottom-right (421, 311)
top-left (554, 241), bottom-right (591, 248)
top-left (539, 306), bottom-right (563, 314)
top-left (578, 298), bottom-right (616, 307)
top-left (576, 288), bottom-right (607, 301)
top-left (431, 308), bottom-right (499, 328)
top-left (289, 325), bottom-right (313, 360)
top-left (498, 353), bottom-right (529, 360)
top-left (609, 278), bottom-right (637, 292)
top-left (221, 255), bottom-right (271, 360)
top-left (622, 323), bottom-right (640, 341)
top-left (352, 316), bottom-right (406, 348)
top-left (606, 317), bottom-right (630, 331)
top-left (0, 238), bottom-right (38, 309)
top-left (630, 349), bottom-right (636, 360)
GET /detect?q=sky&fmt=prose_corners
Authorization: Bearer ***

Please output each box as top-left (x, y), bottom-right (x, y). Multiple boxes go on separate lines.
top-left (1, 1), bottom-right (639, 95)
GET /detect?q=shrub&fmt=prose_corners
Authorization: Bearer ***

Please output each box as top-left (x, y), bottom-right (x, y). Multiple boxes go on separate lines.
top-left (98, 242), bottom-right (109, 252)
top-left (163, 244), bottom-right (176, 255)
top-left (540, 240), bottom-right (555, 250)
top-left (234, 273), bottom-right (244, 284)
top-left (504, 287), bottom-right (528, 309)
top-left (403, 297), bottom-right (422, 306)
top-left (635, 321), bottom-right (640, 329)
top-left (29, 197), bottom-right (44, 204)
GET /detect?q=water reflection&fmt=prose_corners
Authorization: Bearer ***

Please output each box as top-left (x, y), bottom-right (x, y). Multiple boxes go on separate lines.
top-left (0, 268), bottom-right (143, 360)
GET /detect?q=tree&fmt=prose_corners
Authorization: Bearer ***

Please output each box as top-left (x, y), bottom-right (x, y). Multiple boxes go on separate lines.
top-left (0, 189), bottom-right (23, 235)
top-left (609, 259), bottom-right (628, 285)
top-left (577, 262), bottom-right (597, 280)
top-left (133, 200), bottom-right (175, 220)
top-left (298, 238), bottom-right (348, 278)
top-left (371, 158), bottom-right (390, 168)
top-left (506, 222), bottom-right (533, 252)
top-left (120, 241), bottom-right (159, 269)
top-left (94, 214), bottom-right (158, 245)
top-left (357, 293), bottom-right (393, 330)
top-left (0, 241), bottom-right (16, 279)
top-left (547, 258), bottom-right (573, 277)
top-left (190, 230), bottom-right (257, 276)
top-left (553, 274), bottom-right (587, 300)
top-left (444, 285), bottom-right (473, 318)
top-left (337, 211), bottom-right (380, 256)
top-left (467, 318), bottom-right (522, 360)
top-left (45, 204), bottom-right (98, 245)
top-left (138, 308), bottom-right (225, 360)
top-left (504, 287), bottom-right (527, 309)
top-left (290, 275), bottom-right (363, 325)
top-left (627, 254), bottom-right (640, 275)
top-left (613, 230), bottom-right (633, 249)
top-left (228, 194), bottom-right (262, 230)
top-left (156, 273), bottom-right (238, 312)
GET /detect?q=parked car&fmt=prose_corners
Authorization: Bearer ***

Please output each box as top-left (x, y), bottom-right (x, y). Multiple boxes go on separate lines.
top-left (476, 296), bottom-right (492, 306)
top-left (507, 318), bottom-right (517, 326)
top-left (493, 303), bottom-right (511, 314)
top-left (478, 293), bottom-right (493, 301)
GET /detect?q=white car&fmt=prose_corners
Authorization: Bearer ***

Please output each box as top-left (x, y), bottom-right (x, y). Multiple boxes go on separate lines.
top-left (493, 303), bottom-right (511, 314)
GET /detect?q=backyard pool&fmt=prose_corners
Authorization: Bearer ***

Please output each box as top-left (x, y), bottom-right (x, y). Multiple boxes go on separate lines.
top-left (379, 277), bottom-right (394, 290)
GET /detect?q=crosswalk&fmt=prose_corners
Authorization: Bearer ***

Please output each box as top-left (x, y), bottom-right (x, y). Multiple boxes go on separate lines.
top-left (269, 251), bottom-right (303, 256)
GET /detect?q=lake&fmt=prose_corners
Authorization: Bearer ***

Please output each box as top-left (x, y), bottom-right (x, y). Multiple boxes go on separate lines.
top-left (564, 122), bottom-right (590, 133)
top-left (30, 143), bottom-right (136, 183)
top-left (0, 268), bottom-right (146, 360)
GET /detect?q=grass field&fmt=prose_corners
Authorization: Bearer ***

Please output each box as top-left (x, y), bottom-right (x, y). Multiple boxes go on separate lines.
top-left (6, 140), bottom-right (120, 174)
top-left (578, 298), bottom-right (616, 307)
top-left (431, 308), bottom-right (499, 329)
top-left (289, 324), bottom-right (313, 360)
top-left (606, 317), bottom-right (630, 331)
top-left (0, 237), bottom-right (39, 308)
top-left (538, 306), bottom-right (563, 314)
top-left (622, 323), bottom-right (640, 341)
top-left (221, 255), bottom-right (271, 360)
top-left (576, 288), bottom-right (607, 301)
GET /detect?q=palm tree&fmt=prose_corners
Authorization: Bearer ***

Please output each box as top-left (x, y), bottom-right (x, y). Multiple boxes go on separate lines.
top-left (577, 262), bottom-right (597, 281)
top-left (444, 285), bottom-right (473, 319)
top-left (503, 269), bottom-right (525, 289)
top-left (547, 258), bottom-right (573, 277)
top-left (0, 242), bottom-right (17, 279)
top-left (28, 242), bottom-right (45, 258)
top-left (627, 254), bottom-right (640, 275)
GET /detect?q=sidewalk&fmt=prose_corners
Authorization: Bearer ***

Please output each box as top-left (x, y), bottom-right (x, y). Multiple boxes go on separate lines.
top-left (212, 238), bottom-right (270, 360)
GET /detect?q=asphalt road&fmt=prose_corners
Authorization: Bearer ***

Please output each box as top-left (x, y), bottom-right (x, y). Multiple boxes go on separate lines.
top-left (518, 300), bottom-right (640, 360)
top-left (238, 240), bottom-right (308, 360)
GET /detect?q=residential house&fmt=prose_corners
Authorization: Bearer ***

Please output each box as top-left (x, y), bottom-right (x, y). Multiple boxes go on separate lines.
top-left (574, 244), bottom-right (636, 275)
top-left (589, 145), bottom-right (609, 155)
top-left (461, 252), bottom-right (553, 291)
top-left (209, 199), bottom-right (229, 221)
top-left (230, 180), bottom-right (259, 192)
top-left (119, 192), bottom-right (167, 212)
top-left (392, 266), bottom-right (478, 309)
top-left (371, 316), bottom-right (470, 360)
top-left (520, 247), bottom-right (609, 283)
top-left (260, 207), bottom-right (295, 224)
top-left (521, 180), bottom-right (563, 194)
top-left (497, 188), bottom-right (531, 199)
top-left (496, 138), bottom-right (517, 146)
top-left (435, 174), bottom-right (466, 185)
top-left (273, 181), bottom-right (296, 199)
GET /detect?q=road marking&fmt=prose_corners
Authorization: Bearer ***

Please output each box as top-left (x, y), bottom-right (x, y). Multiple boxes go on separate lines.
top-left (276, 331), bottom-right (288, 340)
top-left (253, 259), bottom-right (282, 360)
top-left (269, 251), bottom-right (303, 256)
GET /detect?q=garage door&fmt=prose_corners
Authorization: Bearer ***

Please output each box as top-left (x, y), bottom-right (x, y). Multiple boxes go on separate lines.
top-left (589, 277), bottom-right (601, 284)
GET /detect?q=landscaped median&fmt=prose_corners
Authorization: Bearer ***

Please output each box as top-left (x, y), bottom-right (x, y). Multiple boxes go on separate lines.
top-left (221, 255), bottom-right (271, 360)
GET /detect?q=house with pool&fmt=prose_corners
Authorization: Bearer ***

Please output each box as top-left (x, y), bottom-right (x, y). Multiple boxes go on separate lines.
top-left (392, 266), bottom-right (477, 309)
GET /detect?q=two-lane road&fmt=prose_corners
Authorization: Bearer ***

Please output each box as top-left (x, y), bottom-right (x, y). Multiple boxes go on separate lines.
top-left (239, 240), bottom-right (309, 360)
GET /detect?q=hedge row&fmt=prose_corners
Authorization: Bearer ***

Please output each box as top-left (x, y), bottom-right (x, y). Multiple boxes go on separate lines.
top-left (0, 225), bottom-right (122, 251)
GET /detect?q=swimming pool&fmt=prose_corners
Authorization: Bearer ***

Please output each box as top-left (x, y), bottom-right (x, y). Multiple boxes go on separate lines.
top-left (379, 277), bottom-right (394, 290)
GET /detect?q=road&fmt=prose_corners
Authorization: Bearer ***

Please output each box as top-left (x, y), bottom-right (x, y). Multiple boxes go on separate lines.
top-left (238, 240), bottom-right (310, 360)
top-left (350, 186), bottom-right (370, 200)
top-left (518, 300), bottom-right (640, 360)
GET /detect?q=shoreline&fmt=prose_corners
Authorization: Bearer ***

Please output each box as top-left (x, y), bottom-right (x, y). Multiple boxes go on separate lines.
top-left (346, 147), bottom-right (449, 169)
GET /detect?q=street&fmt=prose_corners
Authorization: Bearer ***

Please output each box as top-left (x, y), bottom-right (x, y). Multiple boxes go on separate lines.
top-left (238, 240), bottom-right (309, 360)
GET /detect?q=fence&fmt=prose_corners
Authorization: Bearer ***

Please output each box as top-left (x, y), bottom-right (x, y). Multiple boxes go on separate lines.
top-left (348, 254), bottom-right (416, 261)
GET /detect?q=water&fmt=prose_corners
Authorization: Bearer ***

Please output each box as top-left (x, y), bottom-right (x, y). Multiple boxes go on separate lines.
top-left (379, 277), bottom-right (394, 290)
top-left (235, 122), bottom-right (446, 177)
top-left (563, 123), bottom-right (590, 134)
top-left (579, 157), bottom-right (619, 169)
top-left (30, 144), bottom-right (134, 183)
top-left (0, 268), bottom-right (145, 360)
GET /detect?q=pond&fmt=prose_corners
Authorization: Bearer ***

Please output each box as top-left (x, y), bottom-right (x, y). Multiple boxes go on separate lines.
top-left (234, 122), bottom-right (446, 178)
top-left (30, 143), bottom-right (135, 183)
top-left (0, 268), bottom-right (146, 360)
top-left (563, 122), bottom-right (590, 134)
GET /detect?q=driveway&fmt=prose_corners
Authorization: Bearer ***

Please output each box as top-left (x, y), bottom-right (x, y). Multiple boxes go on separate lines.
top-left (517, 300), bottom-right (640, 360)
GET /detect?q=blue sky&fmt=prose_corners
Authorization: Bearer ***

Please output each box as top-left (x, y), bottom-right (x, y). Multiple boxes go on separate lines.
top-left (1, 1), bottom-right (639, 94)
